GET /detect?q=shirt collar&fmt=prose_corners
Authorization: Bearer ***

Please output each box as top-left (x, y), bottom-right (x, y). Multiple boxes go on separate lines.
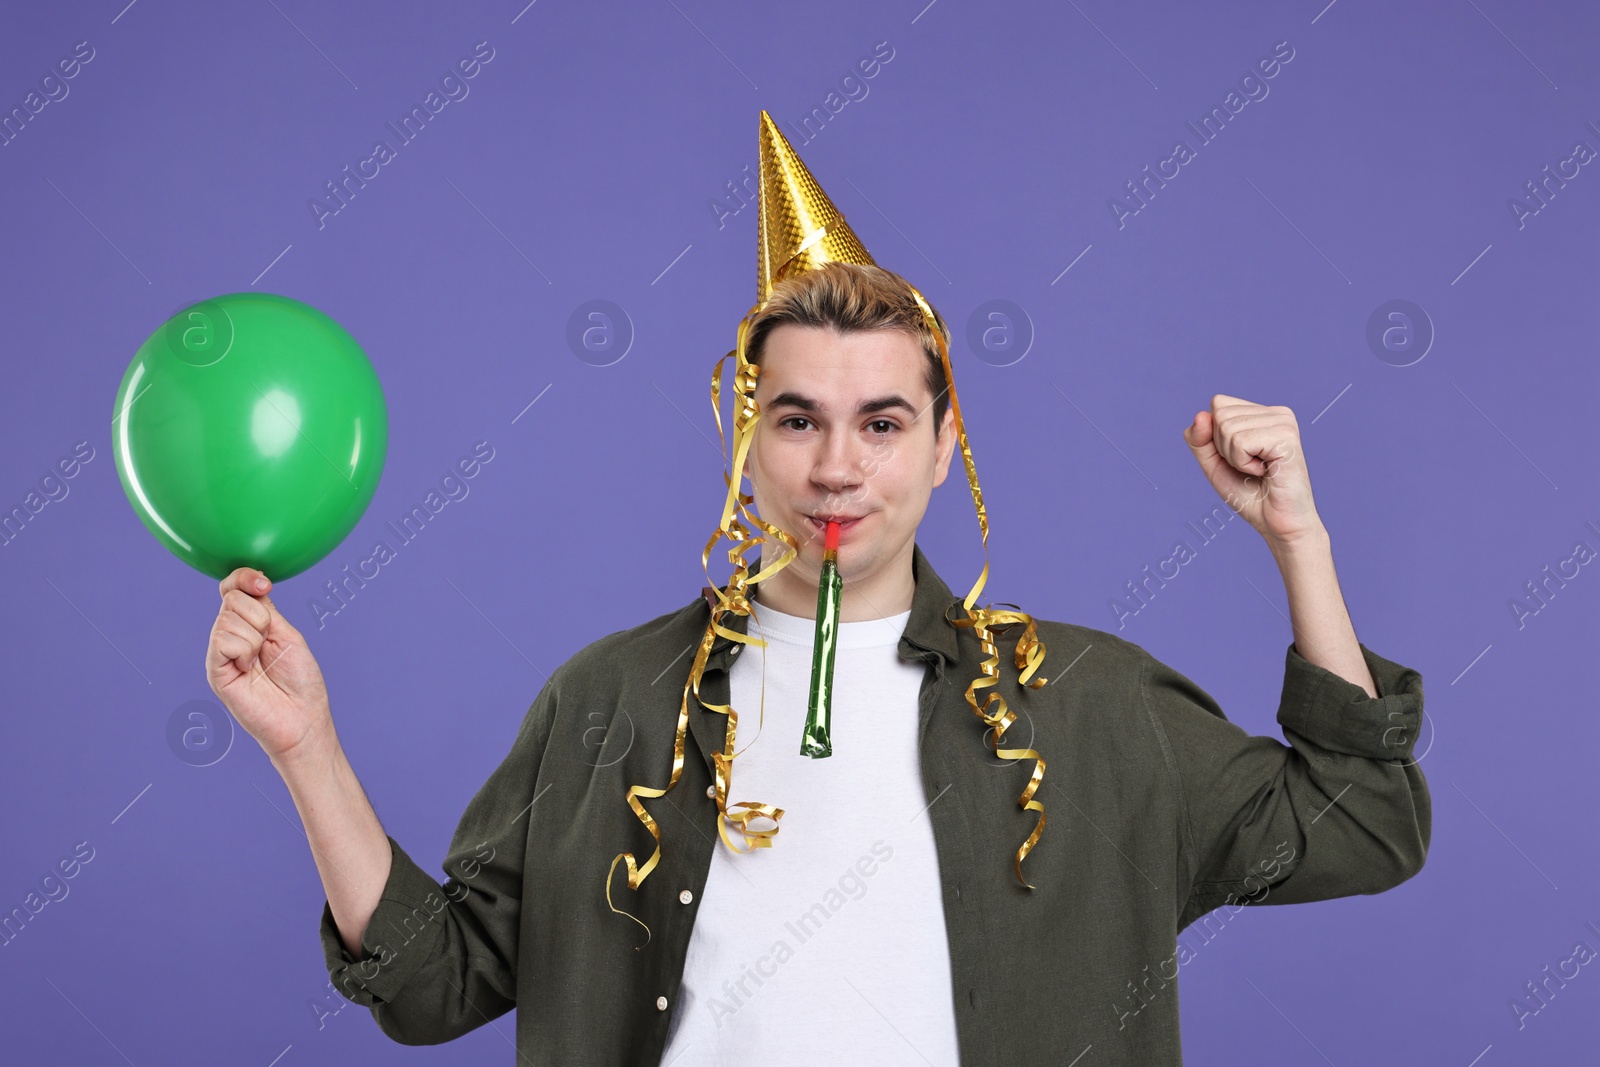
top-left (698, 542), bottom-right (961, 669)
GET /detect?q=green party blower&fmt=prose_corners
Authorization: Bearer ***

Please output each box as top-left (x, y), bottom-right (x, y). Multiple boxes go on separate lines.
top-left (799, 519), bottom-right (843, 757)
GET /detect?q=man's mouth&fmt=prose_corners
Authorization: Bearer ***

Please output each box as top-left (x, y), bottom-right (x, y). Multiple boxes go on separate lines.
top-left (807, 513), bottom-right (864, 537)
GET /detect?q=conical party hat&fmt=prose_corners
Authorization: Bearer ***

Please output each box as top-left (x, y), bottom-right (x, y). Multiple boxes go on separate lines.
top-left (757, 110), bottom-right (875, 303)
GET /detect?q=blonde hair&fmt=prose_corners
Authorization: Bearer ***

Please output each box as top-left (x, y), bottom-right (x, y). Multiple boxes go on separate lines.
top-left (742, 262), bottom-right (950, 436)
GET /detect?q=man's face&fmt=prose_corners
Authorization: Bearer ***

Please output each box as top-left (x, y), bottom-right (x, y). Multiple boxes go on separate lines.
top-left (742, 323), bottom-right (957, 587)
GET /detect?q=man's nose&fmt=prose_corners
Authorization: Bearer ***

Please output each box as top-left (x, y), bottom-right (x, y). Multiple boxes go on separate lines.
top-left (812, 429), bottom-right (868, 492)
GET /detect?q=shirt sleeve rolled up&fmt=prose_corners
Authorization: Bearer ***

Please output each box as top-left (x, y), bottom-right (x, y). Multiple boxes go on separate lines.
top-left (1137, 640), bottom-right (1431, 931)
top-left (316, 667), bottom-right (563, 1045)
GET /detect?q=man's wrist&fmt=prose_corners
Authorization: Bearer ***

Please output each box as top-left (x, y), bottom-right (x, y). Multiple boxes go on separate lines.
top-left (1267, 521), bottom-right (1331, 566)
top-left (269, 717), bottom-right (343, 777)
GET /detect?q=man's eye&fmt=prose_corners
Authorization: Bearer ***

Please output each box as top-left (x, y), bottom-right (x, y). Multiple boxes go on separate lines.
top-left (779, 416), bottom-right (898, 434)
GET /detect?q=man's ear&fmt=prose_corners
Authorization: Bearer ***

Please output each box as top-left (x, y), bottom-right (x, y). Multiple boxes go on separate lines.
top-left (931, 407), bottom-right (957, 487)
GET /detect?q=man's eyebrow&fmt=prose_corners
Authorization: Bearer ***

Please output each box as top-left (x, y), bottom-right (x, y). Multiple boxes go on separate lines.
top-left (767, 391), bottom-right (920, 418)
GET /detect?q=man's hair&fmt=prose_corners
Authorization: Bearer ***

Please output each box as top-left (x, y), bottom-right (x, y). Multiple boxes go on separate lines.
top-left (744, 262), bottom-right (951, 437)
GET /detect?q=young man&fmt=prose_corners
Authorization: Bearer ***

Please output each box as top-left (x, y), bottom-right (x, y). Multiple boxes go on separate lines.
top-left (204, 115), bottom-right (1429, 1065)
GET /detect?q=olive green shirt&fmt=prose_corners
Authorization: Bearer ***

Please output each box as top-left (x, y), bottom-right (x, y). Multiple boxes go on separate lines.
top-left (320, 543), bottom-right (1430, 1064)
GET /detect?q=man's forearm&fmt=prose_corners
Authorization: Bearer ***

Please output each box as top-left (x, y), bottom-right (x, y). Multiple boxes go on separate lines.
top-left (270, 726), bottom-right (393, 960)
top-left (1269, 524), bottom-right (1378, 699)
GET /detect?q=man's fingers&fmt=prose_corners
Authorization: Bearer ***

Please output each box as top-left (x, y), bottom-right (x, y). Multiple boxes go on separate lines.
top-left (215, 567), bottom-right (300, 646)
top-left (1222, 425), bottom-right (1294, 475)
top-left (221, 589), bottom-right (270, 632)
top-left (259, 592), bottom-right (305, 644)
top-left (1209, 393), bottom-right (1256, 414)
top-left (219, 566), bottom-right (272, 599)
top-left (211, 614), bottom-right (264, 671)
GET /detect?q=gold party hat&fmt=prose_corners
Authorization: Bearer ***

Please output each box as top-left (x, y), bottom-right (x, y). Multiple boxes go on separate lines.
top-left (756, 110), bottom-right (876, 303)
top-left (605, 111), bottom-right (1052, 948)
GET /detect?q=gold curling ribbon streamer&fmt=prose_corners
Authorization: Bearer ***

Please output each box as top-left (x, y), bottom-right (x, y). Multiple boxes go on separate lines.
top-left (906, 284), bottom-right (1052, 891)
top-left (607, 307), bottom-right (801, 946)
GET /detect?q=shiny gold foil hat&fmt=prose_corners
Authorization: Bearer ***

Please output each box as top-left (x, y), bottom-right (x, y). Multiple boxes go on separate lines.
top-left (755, 112), bottom-right (875, 302)
top-left (606, 111), bottom-right (1051, 944)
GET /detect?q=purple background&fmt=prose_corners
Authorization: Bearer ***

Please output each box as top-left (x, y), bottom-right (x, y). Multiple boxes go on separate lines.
top-left (2, 0), bottom-right (1596, 1063)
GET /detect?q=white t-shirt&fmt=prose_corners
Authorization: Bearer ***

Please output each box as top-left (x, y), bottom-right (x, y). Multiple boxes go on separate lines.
top-left (660, 598), bottom-right (961, 1066)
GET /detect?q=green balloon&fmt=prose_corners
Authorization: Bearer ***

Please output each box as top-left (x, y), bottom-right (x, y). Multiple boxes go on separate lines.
top-left (112, 292), bottom-right (387, 581)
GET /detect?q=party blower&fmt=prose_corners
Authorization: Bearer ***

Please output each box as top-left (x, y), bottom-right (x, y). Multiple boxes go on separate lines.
top-left (799, 518), bottom-right (843, 757)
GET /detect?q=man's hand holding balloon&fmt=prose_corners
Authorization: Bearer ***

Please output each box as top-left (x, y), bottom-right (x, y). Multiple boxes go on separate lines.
top-left (206, 566), bottom-right (333, 764)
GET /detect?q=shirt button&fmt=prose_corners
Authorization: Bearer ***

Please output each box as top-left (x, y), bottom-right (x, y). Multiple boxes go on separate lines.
top-left (656, 995), bottom-right (669, 1011)
top-left (730, 646), bottom-right (740, 656)
top-left (679, 889), bottom-right (694, 905)
top-left (705, 785), bottom-right (716, 798)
